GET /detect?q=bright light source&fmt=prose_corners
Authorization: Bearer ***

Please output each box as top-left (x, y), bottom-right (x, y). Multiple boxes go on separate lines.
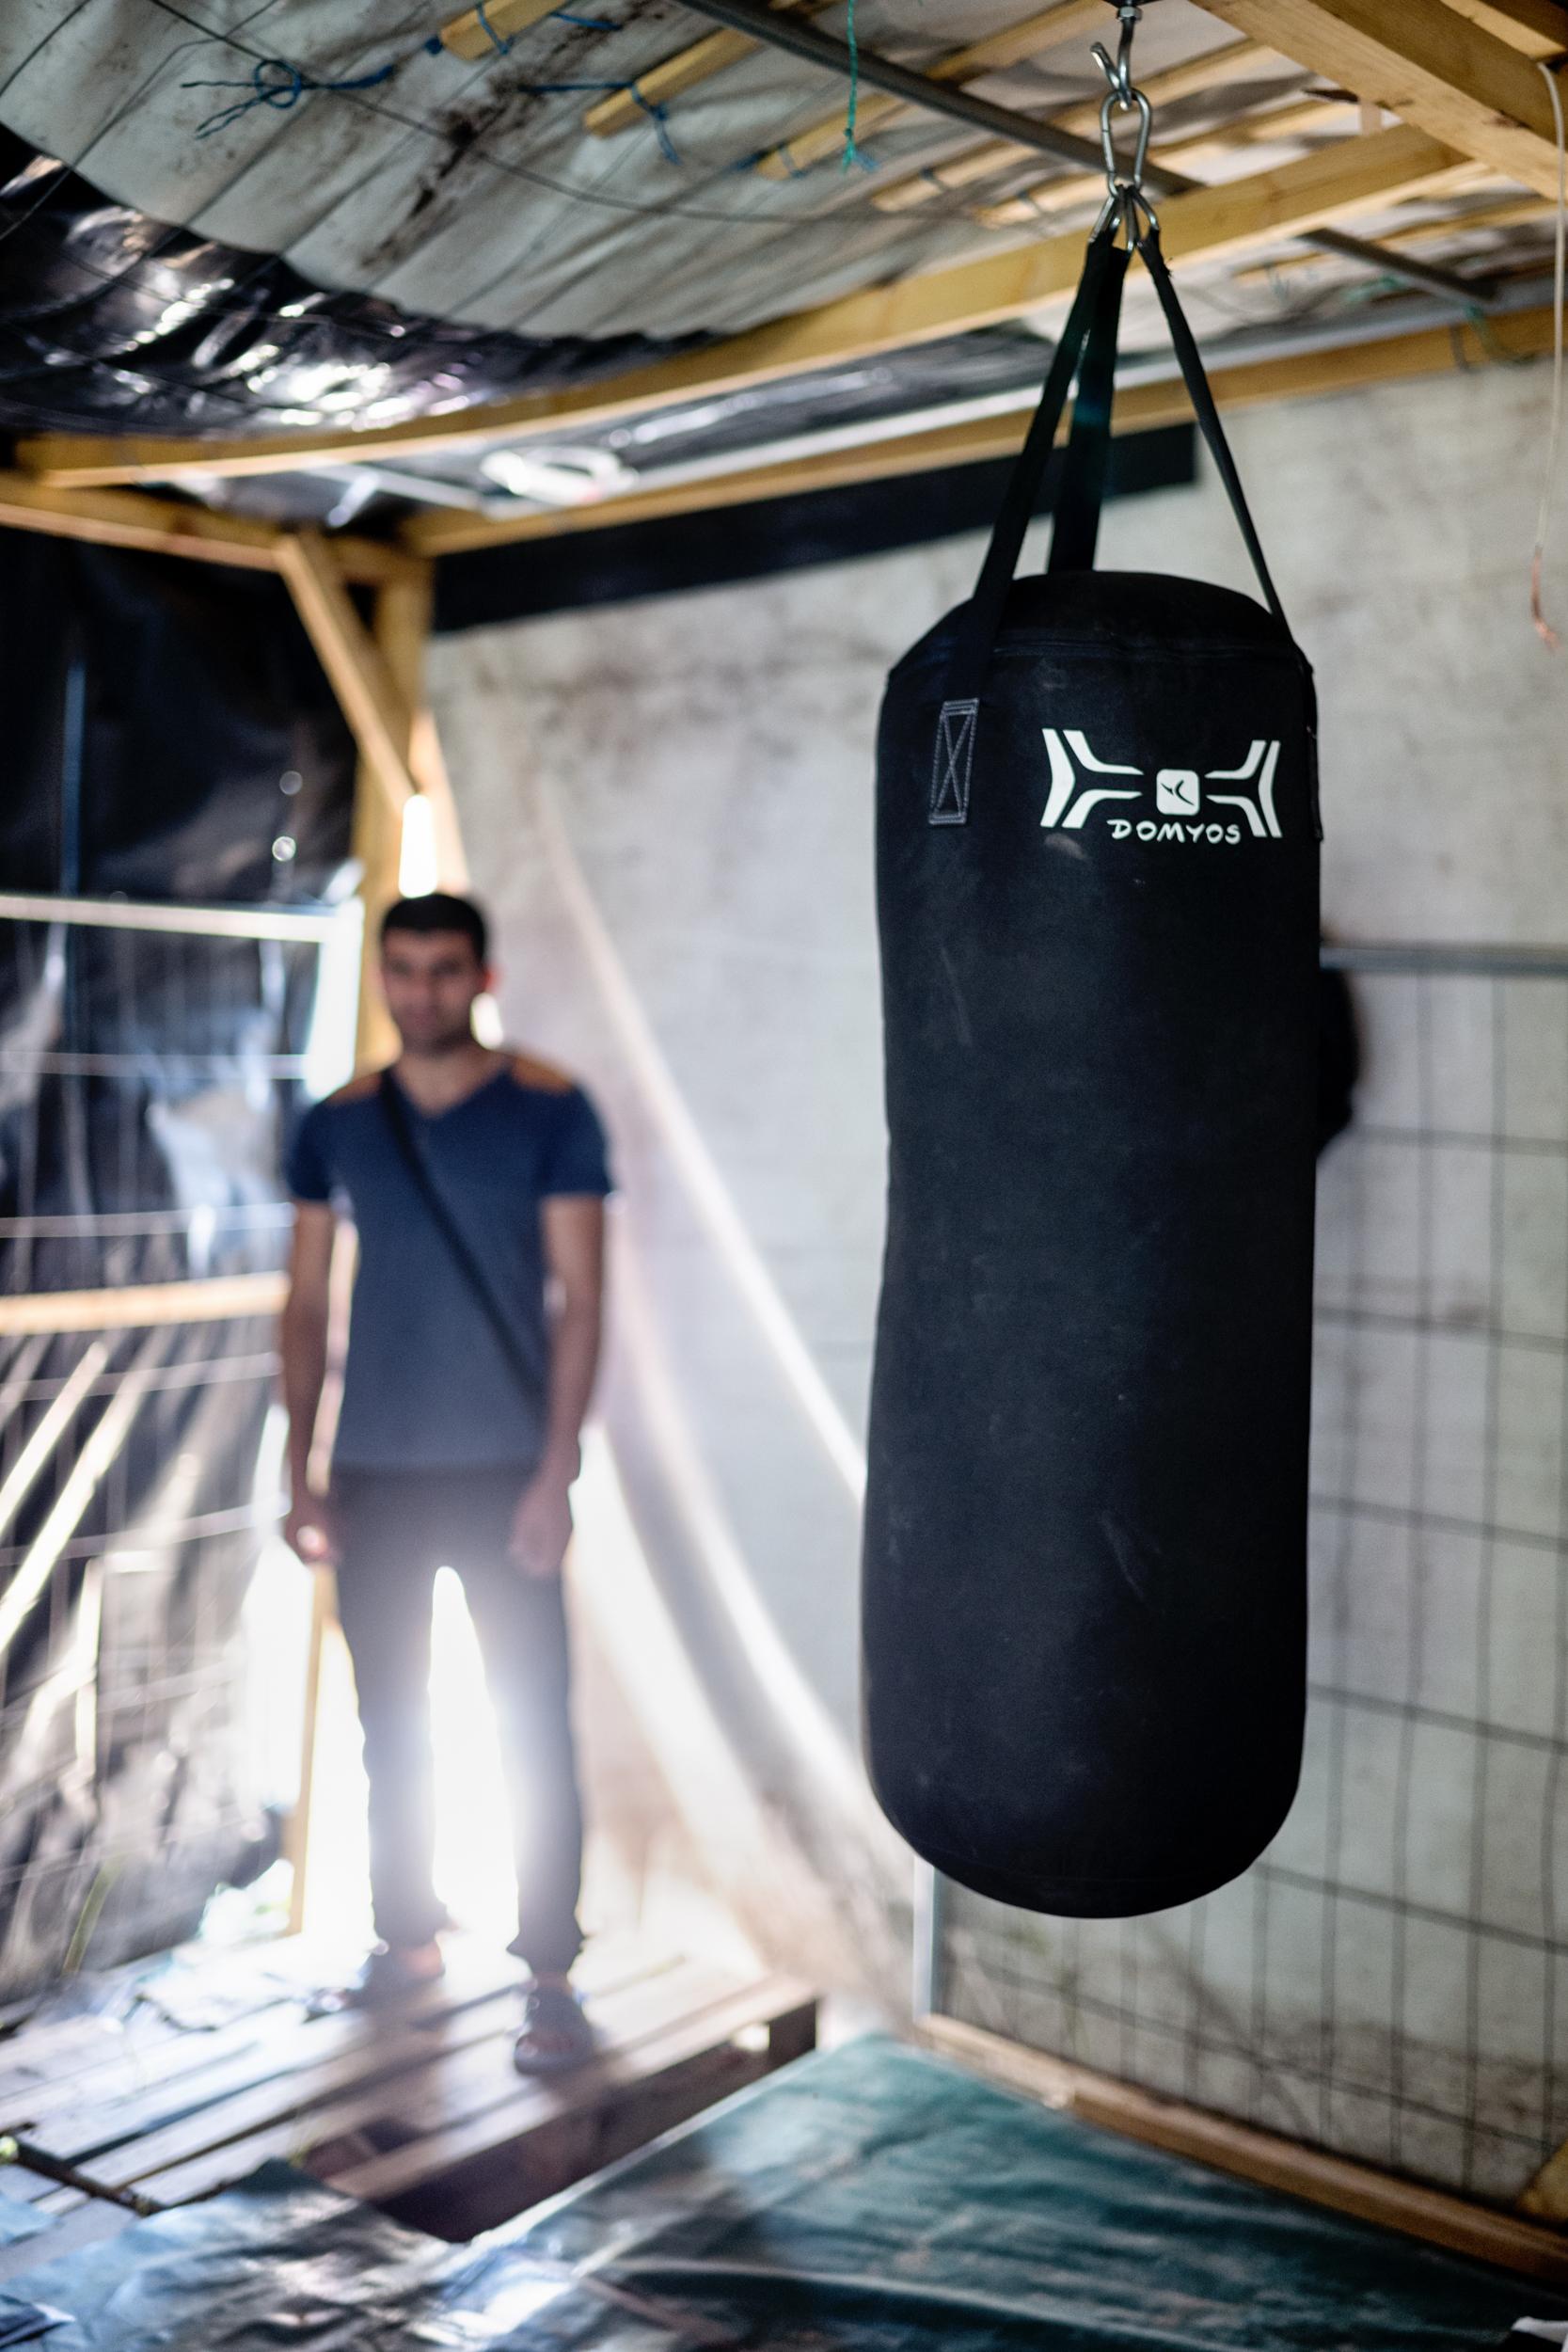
top-left (291, 1563), bottom-right (518, 1951)
top-left (430, 1566), bottom-right (516, 1944)
top-left (473, 992), bottom-right (504, 1047)
top-left (398, 792), bottom-right (439, 898)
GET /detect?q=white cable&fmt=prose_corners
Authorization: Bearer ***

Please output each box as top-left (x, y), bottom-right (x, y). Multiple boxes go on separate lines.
top-left (1531, 60), bottom-right (1566, 651)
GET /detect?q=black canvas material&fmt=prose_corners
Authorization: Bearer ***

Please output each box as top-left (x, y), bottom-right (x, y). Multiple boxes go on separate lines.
top-left (863, 225), bottom-right (1322, 1918)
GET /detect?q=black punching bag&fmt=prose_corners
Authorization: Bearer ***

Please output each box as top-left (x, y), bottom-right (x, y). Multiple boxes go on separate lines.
top-left (863, 225), bottom-right (1321, 1917)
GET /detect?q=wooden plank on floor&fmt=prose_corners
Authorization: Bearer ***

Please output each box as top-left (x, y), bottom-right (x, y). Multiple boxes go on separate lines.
top-left (36, 1938), bottom-right (682, 2170)
top-left (0, 1931), bottom-right (660, 2151)
top-left (133, 1968), bottom-right (811, 2207)
top-left (67, 1958), bottom-right (743, 2190)
top-left (332, 1984), bottom-right (819, 2212)
top-left (0, 1939), bottom-right (515, 2143)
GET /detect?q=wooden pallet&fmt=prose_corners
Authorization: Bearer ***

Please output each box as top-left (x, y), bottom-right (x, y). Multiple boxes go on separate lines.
top-left (0, 1931), bottom-right (816, 2256)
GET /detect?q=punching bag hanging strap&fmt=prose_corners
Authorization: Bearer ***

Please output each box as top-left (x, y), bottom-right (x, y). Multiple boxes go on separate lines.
top-left (929, 227), bottom-right (1119, 826)
top-left (1048, 236), bottom-right (1131, 578)
top-left (1140, 230), bottom-right (1290, 631)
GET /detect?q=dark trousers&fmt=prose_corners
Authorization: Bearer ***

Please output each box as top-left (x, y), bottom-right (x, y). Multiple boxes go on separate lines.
top-left (331, 1465), bottom-right (584, 1975)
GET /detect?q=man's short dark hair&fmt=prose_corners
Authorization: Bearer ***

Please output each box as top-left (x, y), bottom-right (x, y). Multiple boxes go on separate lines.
top-left (380, 893), bottom-right (488, 964)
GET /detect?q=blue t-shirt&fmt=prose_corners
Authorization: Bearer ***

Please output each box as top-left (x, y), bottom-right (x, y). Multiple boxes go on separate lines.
top-left (285, 1056), bottom-right (612, 1471)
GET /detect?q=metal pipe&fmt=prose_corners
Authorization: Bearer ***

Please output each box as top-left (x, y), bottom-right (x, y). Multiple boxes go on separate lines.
top-left (1321, 943), bottom-right (1568, 978)
top-left (912, 1861), bottom-right (947, 2020)
top-left (677, 0), bottom-right (1497, 309)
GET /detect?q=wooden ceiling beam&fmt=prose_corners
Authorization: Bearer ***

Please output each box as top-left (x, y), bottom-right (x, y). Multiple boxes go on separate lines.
top-left (438, 0), bottom-right (562, 64)
top-left (13, 124), bottom-right (1468, 493)
top-left (403, 298), bottom-right (1559, 557)
top-left (1195, 0), bottom-right (1568, 196)
top-left (584, 1), bottom-right (835, 136)
top-left (0, 471), bottom-right (414, 582)
top-left (1233, 187), bottom-right (1551, 278)
top-left (1436, 0), bottom-right (1568, 57)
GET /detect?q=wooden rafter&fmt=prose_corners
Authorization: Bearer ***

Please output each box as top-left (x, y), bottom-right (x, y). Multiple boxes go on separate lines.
top-left (403, 299), bottom-right (1559, 557)
top-left (12, 126), bottom-right (1471, 494)
top-left (584, 1), bottom-right (835, 137)
top-left (752, 0), bottom-right (1106, 179)
top-left (1233, 187), bottom-right (1551, 278)
top-left (869, 37), bottom-right (1275, 214)
top-left (1195, 0), bottom-right (1568, 196)
top-left (438, 0), bottom-right (562, 63)
top-left (1438, 0), bottom-right (1568, 57)
top-left (0, 470), bottom-right (413, 583)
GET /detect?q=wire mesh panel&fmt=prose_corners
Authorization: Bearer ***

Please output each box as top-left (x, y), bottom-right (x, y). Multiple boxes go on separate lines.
top-left (0, 898), bottom-right (356, 1995)
top-left (934, 949), bottom-right (1568, 2205)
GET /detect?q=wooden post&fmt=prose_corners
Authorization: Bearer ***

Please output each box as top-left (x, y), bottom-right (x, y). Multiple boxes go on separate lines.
top-left (284, 1566), bottom-right (332, 1937)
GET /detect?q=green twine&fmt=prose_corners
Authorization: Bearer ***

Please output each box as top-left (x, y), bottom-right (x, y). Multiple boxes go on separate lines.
top-left (840, 0), bottom-right (864, 172)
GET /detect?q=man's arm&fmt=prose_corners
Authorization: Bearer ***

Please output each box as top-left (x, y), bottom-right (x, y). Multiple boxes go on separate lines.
top-left (280, 1200), bottom-right (340, 1565)
top-left (509, 1195), bottom-right (606, 1578)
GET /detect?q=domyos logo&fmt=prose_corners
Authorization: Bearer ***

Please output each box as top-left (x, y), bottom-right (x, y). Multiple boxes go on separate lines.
top-left (1040, 730), bottom-right (1284, 845)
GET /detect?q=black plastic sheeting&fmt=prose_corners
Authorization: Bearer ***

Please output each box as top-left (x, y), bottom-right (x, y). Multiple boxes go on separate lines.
top-left (387, 323), bottom-right (1137, 515)
top-left (0, 538), bottom-right (352, 899)
top-left (0, 130), bottom-right (1146, 538)
top-left (6, 2038), bottom-right (1560, 2347)
top-left (0, 535), bottom-right (356, 1997)
top-left (0, 131), bottom-right (690, 441)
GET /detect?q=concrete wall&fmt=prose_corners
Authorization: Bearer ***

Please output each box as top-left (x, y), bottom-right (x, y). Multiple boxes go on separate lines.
top-left (429, 355), bottom-right (1568, 2045)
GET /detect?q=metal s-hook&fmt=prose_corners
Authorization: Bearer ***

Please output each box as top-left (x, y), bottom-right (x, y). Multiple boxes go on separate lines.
top-left (1091, 1), bottom-right (1160, 248)
top-left (1095, 1), bottom-right (1142, 104)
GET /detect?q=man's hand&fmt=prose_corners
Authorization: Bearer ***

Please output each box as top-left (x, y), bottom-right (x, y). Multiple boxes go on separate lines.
top-left (509, 1455), bottom-right (577, 1580)
top-left (284, 1489), bottom-right (341, 1568)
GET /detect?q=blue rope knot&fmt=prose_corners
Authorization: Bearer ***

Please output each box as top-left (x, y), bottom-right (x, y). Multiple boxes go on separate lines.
top-left (252, 56), bottom-right (305, 112)
top-left (184, 53), bottom-right (394, 137)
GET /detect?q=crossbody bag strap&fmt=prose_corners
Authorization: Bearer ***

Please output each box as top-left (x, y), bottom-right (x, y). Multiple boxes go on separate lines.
top-left (377, 1071), bottom-right (540, 1406)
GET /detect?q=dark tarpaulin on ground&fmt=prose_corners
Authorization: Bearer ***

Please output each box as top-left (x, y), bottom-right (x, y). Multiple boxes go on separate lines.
top-left (5, 2038), bottom-right (1560, 2347)
top-left (0, 534), bottom-right (355, 1997)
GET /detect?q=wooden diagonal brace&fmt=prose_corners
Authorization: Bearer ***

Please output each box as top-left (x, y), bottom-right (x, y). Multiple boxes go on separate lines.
top-left (276, 531), bottom-right (419, 820)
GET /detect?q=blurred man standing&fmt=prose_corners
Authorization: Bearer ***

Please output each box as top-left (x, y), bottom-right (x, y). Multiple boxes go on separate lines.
top-left (280, 893), bottom-right (610, 2072)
